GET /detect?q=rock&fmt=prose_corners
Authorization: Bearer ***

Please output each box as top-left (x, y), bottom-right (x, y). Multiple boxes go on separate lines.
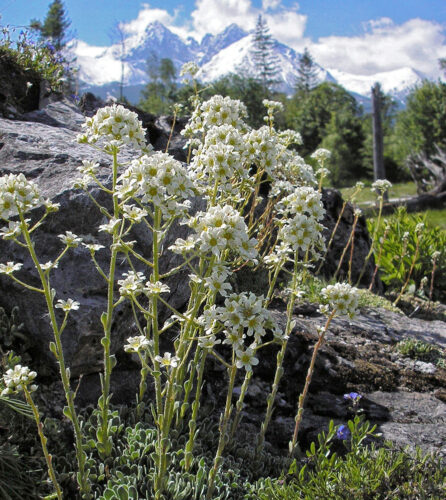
top-left (0, 49), bottom-right (41, 118)
top-left (22, 98), bottom-right (85, 131)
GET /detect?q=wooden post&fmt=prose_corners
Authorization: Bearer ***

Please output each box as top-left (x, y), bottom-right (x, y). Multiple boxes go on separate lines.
top-left (372, 83), bottom-right (388, 201)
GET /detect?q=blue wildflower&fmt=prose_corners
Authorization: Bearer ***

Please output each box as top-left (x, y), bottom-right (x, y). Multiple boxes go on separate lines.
top-left (336, 424), bottom-right (350, 440)
top-left (344, 392), bottom-right (362, 402)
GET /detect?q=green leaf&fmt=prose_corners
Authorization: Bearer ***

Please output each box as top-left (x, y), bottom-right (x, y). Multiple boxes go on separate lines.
top-left (63, 405), bottom-right (72, 420)
top-left (49, 341), bottom-right (58, 357)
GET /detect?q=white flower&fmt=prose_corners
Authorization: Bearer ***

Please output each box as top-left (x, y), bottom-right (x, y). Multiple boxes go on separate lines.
top-left (204, 270), bottom-right (232, 296)
top-left (79, 104), bottom-right (147, 150)
top-left (0, 261), bottom-right (22, 275)
top-left (1, 364), bottom-right (37, 395)
top-left (180, 61), bottom-right (199, 78)
top-left (235, 346), bottom-right (259, 371)
top-left (124, 335), bottom-right (152, 353)
top-left (0, 173), bottom-right (43, 220)
top-left (118, 271), bottom-right (146, 297)
top-left (83, 243), bottom-right (105, 253)
top-left (198, 334), bottom-right (221, 350)
top-left (55, 298), bottom-right (80, 312)
top-left (144, 281), bottom-right (170, 296)
top-left (372, 179), bottom-right (392, 195)
top-left (154, 352), bottom-right (180, 368)
top-left (415, 222), bottom-right (425, 234)
top-left (122, 204), bottom-right (148, 223)
top-left (278, 129), bottom-right (303, 146)
top-left (189, 204), bottom-right (258, 261)
top-left (98, 218), bottom-right (121, 234)
top-left (169, 236), bottom-right (196, 254)
top-left (0, 221), bottom-right (22, 239)
top-left (43, 199), bottom-right (60, 212)
top-left (77, 160), bottom-right (99, 176)
top-left (321, 283), bottom-right (359, 319)
top-left (432, 251), bottom-right (441, 261)
top-left (311, 148), bottom-right (331, 164)
top-left (41, 261), bottom-right (58, 271)
top-left (58, 231), bottom-right (83, 247)
top-left (117, 152), bottom-right (195, 210)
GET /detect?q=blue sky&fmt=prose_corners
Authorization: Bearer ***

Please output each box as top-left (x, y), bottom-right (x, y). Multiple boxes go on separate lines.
top-left (1, 1), bottom-right (446, 77)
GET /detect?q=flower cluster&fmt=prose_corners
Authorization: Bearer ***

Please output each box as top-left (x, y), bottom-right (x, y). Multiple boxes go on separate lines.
top-left (372, 179), bottom-right (392, 195)
top-left (117, 152), bottom-right (195, 216)
top-left (180, 61), bottom-right (199, 79)
top-left (118, 271), bottom-right (146, 297)
top-left (184, 95), bottom-right (247, 136)
top-left (321, 283), bottom-right (360, 318)
top-left (0, 173), bottom-right (43, 220)
top-left (204, 292), bottom-right (282, 344)
top-left (184, 205), bottom-right (257, 261)
top-left (269, 186), bottom-right (326, 260)
top-left (311, 148), bottom-right (331, 164)
top-left (278, 186), bottom-right (325, 220)
top-left (1, 364), bottom-right (37, 395)
top-left (77, 104), bottom-right (147, 150)
top-left (200, 292), bottom-right (282, 370)
top-left (245, 126), bottom-right (279, 176)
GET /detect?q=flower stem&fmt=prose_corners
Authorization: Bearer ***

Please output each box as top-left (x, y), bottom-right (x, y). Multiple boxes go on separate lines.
top-left (97, 148), bottom-right (120, 459)
top-left (229, 367), bottom-right (252, 441)
top-left (184, 349), bottom-right (207, 471)
top-left (288, 310), bottom-right (336, 456)
top-left (206, 363), bottom-right (238, 500)
top-left (255, 252), bottom-right (299, 459)
top-left (23, 386), bottom-right (63, 500)
top-left (19, 212), bottom-right (91, 498)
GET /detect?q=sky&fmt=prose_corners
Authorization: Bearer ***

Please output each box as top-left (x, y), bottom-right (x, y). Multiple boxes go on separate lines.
top-left (1, 0), bottom-right (446, 78)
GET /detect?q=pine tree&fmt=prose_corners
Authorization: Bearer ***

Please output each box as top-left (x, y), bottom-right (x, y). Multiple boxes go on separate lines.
top-left (295, 47), bottom-right (318, 94)
top-left (30, 0), bottom-right (70, 51)
top-left (251, 15), bottom-right (279, 93)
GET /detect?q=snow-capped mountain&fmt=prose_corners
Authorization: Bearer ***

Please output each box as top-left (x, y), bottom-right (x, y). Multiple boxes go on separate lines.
top-left (328, 67), bottom-right (426, 107)
top-left (196, 33), bottom-right (336, 94)
top-left (72, 21), bottom-right (425, 106)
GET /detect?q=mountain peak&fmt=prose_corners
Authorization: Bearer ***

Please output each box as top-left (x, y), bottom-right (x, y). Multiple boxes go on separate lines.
top-left (199, 24), bottom-right (248, 64)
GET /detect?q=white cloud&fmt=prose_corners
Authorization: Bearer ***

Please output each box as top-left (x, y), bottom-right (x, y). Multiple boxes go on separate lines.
top-left (118, 3), bottom-right (175, 35)
top-left (191, 0), bottom-right (255, 38)
top-left (262, 0), bottom-right (282, 11)
top-left (265, 9), bottom-right (308, 49)
top-left (310, 18), bottom-right (446, 79)
top-left (189, 0), bottom-right (308, 46)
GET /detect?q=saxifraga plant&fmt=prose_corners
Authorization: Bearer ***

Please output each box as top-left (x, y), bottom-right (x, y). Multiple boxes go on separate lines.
top-left (0, 62), bottom-right (365, 499)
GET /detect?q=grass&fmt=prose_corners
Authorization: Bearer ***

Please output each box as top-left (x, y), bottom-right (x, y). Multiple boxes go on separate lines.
top-left (423, 209), bottom-right (446, 230)
top-left (340, 182), bottom-right (446, 230)
top-left (340, 181), bottom-right (417, 205)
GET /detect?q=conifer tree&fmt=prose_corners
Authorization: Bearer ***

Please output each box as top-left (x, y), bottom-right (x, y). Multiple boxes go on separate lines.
top-left (295, 47), bottom-right (318, 94)
top-left (251, 15), bottom-right (279, 93)
top-left (30, 0), bottom-right (70, 51)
